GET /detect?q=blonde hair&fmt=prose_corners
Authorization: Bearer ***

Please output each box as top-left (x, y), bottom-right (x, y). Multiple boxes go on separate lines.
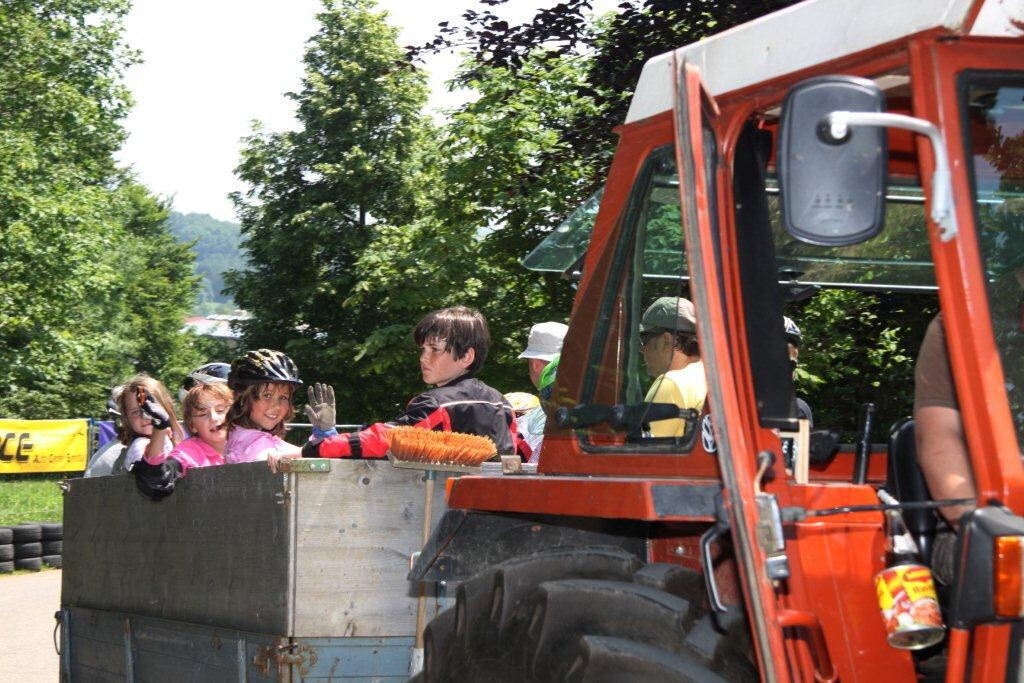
top-left (227, 382), bottom-right (295, 439)
top-left (117, 373), bottom-right (185, 445)
top-left (182, 383), bottom-right (234, 434)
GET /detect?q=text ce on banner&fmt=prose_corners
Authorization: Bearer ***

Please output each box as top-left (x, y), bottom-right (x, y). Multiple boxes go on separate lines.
top-left (0, 418), bottom-right (89, 473)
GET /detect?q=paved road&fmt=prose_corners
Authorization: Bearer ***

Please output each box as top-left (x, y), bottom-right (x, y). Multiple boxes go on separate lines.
top-left (0, 569), bottom-right (60, 681)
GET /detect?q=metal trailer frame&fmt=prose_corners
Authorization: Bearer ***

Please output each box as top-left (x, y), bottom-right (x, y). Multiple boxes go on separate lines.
top-left (59, 460), bottom-right (451, 681)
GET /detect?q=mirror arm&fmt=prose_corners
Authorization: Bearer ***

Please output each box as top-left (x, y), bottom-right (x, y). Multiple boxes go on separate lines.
top-left (826, 111), bottom-right (957, 242)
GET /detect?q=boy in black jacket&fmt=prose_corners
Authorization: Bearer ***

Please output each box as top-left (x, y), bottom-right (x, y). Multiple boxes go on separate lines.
top-left (303, 306), bottom-right (517, 459)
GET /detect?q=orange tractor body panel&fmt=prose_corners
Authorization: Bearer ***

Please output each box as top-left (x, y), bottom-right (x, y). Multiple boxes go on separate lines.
top-left (433, 2), bottom-right (1024, 680)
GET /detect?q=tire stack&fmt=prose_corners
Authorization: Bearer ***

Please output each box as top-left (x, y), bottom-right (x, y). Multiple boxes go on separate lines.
top-left (0, 522), bottom-right (62, 573)
top-left (41, 522), bottom-right (62, 568)
top-left (0, 527), bottom-right (11, 573)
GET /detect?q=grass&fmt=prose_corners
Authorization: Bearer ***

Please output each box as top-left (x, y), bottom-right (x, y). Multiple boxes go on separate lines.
top-left (0, 474), bottom-right (66, 525)
top-left (0, 566), bottom-right (59, 578)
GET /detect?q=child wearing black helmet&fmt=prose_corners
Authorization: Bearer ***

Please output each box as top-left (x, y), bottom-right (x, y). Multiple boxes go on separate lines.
top-left (178, 362), bottom-right (231, 404)
top-left (303, 306), bottom-right (517, 459)
top-left (224, 349), bottom-right (303, 471)
top-left (783, 316), bottom-right (813, 426)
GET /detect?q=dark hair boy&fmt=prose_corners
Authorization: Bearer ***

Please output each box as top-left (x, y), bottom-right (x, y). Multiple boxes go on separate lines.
top-left (303, 306), bottom-right (517, 459)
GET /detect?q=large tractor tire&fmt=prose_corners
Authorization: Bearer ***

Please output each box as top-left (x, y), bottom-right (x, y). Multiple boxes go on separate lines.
top-left (421, 546), bottom-right (756, 682)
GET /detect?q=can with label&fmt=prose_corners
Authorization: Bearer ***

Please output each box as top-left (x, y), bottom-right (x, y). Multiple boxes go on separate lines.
top-left (875, 563), bottom-right (945, 649)
top-left (874, 507), bottom-right (947, 649)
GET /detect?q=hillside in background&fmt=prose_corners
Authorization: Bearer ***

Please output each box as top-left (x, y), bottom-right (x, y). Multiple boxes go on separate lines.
top-left (167, 211), bottom-right (245, 314)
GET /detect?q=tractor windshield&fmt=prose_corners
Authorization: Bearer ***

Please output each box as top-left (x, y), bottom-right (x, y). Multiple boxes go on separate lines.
top-left (523, 176), bottom-right (936, 292)
top-left (962, 76), bottom-right (1024, 449)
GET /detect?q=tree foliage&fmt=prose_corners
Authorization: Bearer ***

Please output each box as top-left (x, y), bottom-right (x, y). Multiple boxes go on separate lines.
top-left (231, 0), bottom-right (937, 434)
top-left (347, 49), bottom-right (608, 405)
top-left (792, 291), bottom-right (938, 440)
top-left (0, 0), bottom-right (203, 419)
top-left (226, 0), bottom-right (433, 415)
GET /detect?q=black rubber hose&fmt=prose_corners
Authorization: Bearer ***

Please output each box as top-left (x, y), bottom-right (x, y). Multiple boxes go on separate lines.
top-left (852, 402), bottom-right (876, 484)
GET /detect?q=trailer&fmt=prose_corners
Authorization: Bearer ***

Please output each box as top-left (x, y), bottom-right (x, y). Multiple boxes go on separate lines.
top-left (58, 460), bottom-right (453, 681)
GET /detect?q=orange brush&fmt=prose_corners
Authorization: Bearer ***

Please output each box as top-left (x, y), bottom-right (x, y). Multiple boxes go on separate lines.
top-left (387, 426), bottom-right (497, 469)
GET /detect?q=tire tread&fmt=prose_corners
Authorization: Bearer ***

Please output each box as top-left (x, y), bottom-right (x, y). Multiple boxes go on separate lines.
top-left (422, 547), bottom-right (756, 682)
top-left (11, 524), bottom-right (41, 543)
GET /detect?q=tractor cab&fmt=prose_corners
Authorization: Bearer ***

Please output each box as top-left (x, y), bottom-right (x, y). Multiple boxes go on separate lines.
top-left (417, 1), bottom-right (1024, 680)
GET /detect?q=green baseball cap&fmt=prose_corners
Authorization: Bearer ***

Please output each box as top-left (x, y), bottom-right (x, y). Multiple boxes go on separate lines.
top-left (640, 297), bottom-right (696, 333)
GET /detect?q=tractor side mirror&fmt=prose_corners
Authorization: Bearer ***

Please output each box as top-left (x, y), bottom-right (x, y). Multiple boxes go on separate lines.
top-left (778, 75), bottom-right (887, 246)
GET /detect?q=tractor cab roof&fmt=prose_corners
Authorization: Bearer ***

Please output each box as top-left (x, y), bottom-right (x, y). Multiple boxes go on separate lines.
top-left (524, 0), bottom-right (1023, 291)
top-left (625, 0), bottom-right (1023, 124)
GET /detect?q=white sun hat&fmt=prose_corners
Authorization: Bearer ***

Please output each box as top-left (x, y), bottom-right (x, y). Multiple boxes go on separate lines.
top-left (518, 322), bottom-right (569, 362)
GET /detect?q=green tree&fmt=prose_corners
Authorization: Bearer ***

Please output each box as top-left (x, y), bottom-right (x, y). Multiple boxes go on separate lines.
top-left (792, 290), bottom-right (938, 440)
top-left (167, 211), bottom-right (245, 310)
top-left (0, 0), bottom-right (202, 419)
top-left (226, 0), bottom-right (433, 415)
top-left (348, 51), bottom-right (609, 404)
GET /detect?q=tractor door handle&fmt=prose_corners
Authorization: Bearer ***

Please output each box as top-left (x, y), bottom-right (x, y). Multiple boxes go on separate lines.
top-left (699, 518), bottom-right (729, 613)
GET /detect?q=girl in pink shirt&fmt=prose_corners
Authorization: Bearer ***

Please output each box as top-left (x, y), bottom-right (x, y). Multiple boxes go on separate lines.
top-left (223, 349), bottom-right (303, 472)
top-left (145, 382), bottom-right (234, 474)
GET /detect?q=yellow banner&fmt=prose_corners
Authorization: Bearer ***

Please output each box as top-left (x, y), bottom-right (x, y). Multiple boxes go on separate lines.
top-left (0, 419), bottom-right (89, 473)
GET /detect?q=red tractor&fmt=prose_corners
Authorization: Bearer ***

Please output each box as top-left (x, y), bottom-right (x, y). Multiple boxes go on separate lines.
top-left (411, 1), bottom-right (1024, 680)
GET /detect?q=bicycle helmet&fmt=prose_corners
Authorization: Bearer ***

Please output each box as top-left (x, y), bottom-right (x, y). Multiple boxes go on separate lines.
top-left (537, 354), bottom-right (560, 392)
top-left (783, 316), bottom-right (802, 348)
top-left (504, 391), bottom-right (540, 416)
top-left (228, 349), bottom-right (302, 390)
top-left (107, 385), bottom-right (124, 417)
top-left (179, 362), bottom-right (231, 402)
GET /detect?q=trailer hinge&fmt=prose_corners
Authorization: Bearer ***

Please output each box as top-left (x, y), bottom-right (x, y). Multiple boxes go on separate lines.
top-left (278, 458), bottom-right (332, 473)
top-left (253, 642), bottom-right (318, 677)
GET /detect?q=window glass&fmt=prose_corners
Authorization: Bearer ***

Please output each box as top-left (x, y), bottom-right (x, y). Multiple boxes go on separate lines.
top-left (768, 183), bottom-right (934, 290)
top-left (578, 145), bottom-right (702, 453)
top-left (521, 189), bottom-right (603, 274)
top-left (962, 77), bottom-right (1024, 449)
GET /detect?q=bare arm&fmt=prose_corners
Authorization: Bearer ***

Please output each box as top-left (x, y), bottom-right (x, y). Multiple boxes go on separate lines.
top-left (914, 405), bottom-right (976, 525)
top-left (265, 441), bottom-right (301, 473)
top-left (144, 428), bottom-right (168, 462)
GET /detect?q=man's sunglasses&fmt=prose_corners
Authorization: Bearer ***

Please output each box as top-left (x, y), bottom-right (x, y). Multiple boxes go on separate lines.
top-left (639, 329), bottom-right (665, 348)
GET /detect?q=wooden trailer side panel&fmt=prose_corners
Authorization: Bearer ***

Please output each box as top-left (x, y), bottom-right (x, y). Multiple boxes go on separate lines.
top-left (292, 460), bottom-right (451, 637)
top-left (62, 462), bottom-right (294, 634)
top-left (62, 459), bottom-right (451, 640)
top-left (61, 606), bottom-right (290, 682)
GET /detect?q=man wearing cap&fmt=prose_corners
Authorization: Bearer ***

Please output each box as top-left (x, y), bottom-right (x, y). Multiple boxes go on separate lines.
top-left (640, 297), bottom-right (706, 437)
top-left (784, 316), bottom-right (814, 427)
top-left (518, 321), bottom-right (569, 460)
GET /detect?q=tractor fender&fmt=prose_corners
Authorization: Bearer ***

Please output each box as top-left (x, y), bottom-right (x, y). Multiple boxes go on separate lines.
top-left (409, 510), bottom-right (651, 584)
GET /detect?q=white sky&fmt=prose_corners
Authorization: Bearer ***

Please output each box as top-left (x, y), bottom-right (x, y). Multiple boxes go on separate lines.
top-left (117, 0), bottom-right (619, 222)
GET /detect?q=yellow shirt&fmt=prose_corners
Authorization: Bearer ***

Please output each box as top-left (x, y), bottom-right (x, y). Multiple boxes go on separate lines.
top-left (643, 361), bottom-right (707, 437)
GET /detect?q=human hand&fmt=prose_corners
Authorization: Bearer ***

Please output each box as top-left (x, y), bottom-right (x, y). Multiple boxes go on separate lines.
top-left (136, 388), bottom-right (171, 431)
top-left (304, 383), bottom-right (336, 434)
top-left (133, 458), bottom-right (183, 500)
top-left (266, 451), bottom-right (299, 474)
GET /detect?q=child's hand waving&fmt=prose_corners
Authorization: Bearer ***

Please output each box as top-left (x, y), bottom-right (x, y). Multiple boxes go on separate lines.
top-left (304, 383), bottom-right (337, 438)
top-left (136, 387), bottom-right (172, 431)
